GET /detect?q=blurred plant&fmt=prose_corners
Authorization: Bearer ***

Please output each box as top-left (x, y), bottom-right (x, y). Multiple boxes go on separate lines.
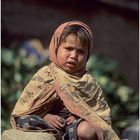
top-left (2, 48), bottom-right (138, 137)
top-left (87, 55), bottom-right (138, 135)
top-left (1, 47), bottom-right (50, 132)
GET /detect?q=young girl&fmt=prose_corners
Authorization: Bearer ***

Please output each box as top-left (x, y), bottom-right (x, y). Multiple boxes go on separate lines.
top-left (11, 21), bottom-right (120, 140)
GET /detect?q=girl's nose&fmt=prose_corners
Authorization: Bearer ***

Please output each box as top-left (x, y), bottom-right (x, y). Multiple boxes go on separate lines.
top-left (70, 51), bottom-right (77, 59)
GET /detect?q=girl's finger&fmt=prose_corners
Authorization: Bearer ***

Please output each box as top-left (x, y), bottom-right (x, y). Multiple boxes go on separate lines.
top-left (52, 121), bottom-right (61, 129)
top-left (55, 120), bottom-right (63, 127)
top-left (67, 120), bottom-right (72, 125)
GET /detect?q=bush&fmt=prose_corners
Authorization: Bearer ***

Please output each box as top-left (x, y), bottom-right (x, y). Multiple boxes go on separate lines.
top-left (1, 47), bottom-right (49, 132)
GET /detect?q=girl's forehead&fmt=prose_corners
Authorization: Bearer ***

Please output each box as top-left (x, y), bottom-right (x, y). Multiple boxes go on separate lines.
top-left (65, 34), bottom-right (81, 43)
top-left (65, 34), bottom-right (79, 41)
top-left (68, 34), bottom-right (88, 48)
top-left (64, 34), bottom-right (84, 47)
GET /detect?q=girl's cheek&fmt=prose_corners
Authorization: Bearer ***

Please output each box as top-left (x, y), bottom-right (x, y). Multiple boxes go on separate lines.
top-left (79, 55), bottom-right (87, 61)
top-left (61, 50), bottom-right (67, 57)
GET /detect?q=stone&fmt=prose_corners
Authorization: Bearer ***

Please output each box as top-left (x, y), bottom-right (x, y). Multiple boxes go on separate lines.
top-left (122, 120), bottom-right (139, 140)
top-left (2, 129), bottom-right (57, 140)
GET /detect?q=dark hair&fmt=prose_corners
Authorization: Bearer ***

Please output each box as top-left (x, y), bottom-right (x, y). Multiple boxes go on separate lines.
top-left (56, 25), bottom-right (92, 59)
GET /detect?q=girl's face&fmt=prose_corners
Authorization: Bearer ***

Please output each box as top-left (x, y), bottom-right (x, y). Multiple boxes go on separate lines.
top-left (56, 34), bottom-right (88, 74)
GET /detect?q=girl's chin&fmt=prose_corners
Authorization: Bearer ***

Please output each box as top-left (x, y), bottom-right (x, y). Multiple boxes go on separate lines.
top-left (63, 67), bottom-right (76, 74)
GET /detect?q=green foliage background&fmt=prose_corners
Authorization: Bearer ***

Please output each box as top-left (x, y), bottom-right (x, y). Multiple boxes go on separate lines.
top-left (1, 47), bottom-right (138, 137)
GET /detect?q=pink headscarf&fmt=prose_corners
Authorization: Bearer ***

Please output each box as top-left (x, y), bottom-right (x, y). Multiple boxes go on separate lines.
top-left (49, 21), bottom-right (93, 66)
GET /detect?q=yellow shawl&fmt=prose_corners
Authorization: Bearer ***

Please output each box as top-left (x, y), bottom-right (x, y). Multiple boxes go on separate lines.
top-left (11, 21), bottom-right (120, 140)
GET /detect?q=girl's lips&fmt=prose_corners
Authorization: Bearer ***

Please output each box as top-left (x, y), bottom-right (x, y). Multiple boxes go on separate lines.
top-left (66, 62), bottom-right (76, 67)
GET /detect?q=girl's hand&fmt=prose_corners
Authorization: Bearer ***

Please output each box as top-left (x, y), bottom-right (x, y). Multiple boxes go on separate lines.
top-left (66, 115), bottom-right (76, 125)
top-left (43, 114), bottom-right (64, 129)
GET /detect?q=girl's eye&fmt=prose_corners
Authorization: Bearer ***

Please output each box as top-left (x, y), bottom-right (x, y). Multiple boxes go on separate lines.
top-left (65, 47), bottom-right (73, 51)
top-left (78, 50), bottom-right (85, 54)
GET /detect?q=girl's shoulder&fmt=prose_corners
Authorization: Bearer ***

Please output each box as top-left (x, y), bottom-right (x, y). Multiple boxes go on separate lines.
top-left (83, 72), bottom-right (101, 86)
top-left (32, 64), bottom-right (54, 79)
top-left (36, 63), bottom-right (52, 74)
top-left (31, 63), bottom-right (55, 82)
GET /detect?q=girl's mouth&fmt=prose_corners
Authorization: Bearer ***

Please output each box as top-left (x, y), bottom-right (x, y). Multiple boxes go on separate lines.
top-left (66, 61), bottom-right (76, 67)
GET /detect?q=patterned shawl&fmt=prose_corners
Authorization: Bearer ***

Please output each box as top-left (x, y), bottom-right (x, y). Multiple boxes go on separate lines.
top-left (11, 21), bottom-right (120, 140)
